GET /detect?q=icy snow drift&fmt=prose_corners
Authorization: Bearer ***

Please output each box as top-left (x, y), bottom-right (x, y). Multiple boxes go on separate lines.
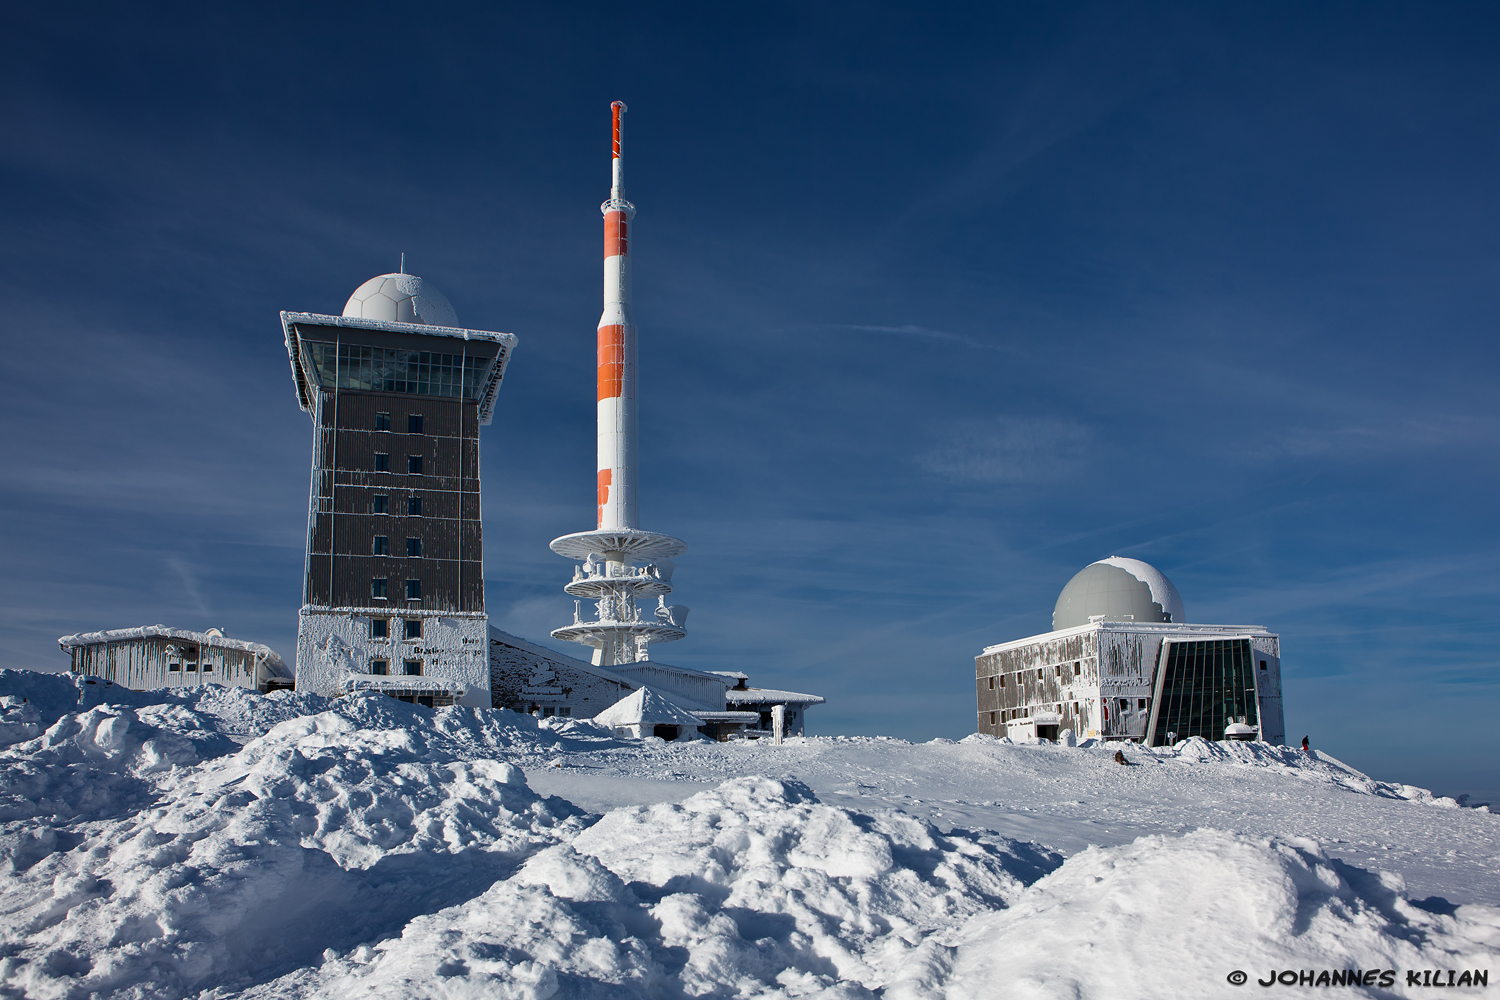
top-left (1, 669), bottom-right (1496, 999)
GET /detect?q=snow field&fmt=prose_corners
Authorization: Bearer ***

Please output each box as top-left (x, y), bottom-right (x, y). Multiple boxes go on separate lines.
top-left (2, 670), bottom-right (1497, 999)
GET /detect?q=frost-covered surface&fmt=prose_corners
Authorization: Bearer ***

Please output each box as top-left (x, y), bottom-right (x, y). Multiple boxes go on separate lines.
top-left (1, 669), bottom-right (1497, 999)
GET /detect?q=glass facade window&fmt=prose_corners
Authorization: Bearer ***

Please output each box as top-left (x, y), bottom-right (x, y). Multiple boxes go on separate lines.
top-left (408, 455), bottom-right (423, 474)
top-left (371, 618), bottom-right (388, 639)
top-left (408, 414), bottom-right (423, 434)
top-left (403, 660), bottom-right (422, 676)
top-left (370, 660), bottom-right (388, 675)
top-left (304, 341), bottom-right (490, 400)
top-left (375, 412), bottom-right (390, 431)
top-left (372, 495), bottom-right (389, 514)
top-left (408, 496), bottom-right (422, 516)
top-left (405, 579), bottom-right (421, 600)
top-left (372, 536), bottom-right (389, 555)
top-left (372, 578), bottom-right (388, 599)
top-left (404, 618), bottom-right (421, 639)
top-left (374, 453), bottom-right (389, 472)
top-left (1150, 639), bottom-right (1259, 744)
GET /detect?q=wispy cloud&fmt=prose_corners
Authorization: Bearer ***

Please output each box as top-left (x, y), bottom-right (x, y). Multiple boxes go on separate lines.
top-left (919, 417), bottom-right (1093, 484)
top-left (830, 324), bottom-right (1025, 354)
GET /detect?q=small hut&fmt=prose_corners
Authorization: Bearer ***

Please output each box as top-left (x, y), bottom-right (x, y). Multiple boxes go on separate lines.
top-left (593, 686), bottom-right (704, 741)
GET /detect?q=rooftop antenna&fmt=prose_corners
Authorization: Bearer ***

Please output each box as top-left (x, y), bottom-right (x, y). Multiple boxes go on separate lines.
top-left (399, 252), bottom-right (406, 274)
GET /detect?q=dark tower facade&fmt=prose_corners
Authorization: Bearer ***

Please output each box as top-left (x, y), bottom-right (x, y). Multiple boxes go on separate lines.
top-left (282, 273), bottom-right (516, 705)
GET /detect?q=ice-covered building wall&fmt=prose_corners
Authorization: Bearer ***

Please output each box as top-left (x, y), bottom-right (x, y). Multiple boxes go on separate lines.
top-left (58, 626), bottom-right (292, 693)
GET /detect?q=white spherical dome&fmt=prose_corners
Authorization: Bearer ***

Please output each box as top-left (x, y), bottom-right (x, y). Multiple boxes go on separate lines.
top-left (342, 273), bottom-right (458, 328)
top-left (1052, 556), bottom-right (1186, 630)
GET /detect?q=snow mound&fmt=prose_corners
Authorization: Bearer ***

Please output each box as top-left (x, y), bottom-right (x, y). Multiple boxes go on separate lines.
top-left (0, 699), bottom-right (589, 1000)
top-left (935, 829), bottom-right (1500, 1000)
top-left (252, 776), bottom-right (1057, 999)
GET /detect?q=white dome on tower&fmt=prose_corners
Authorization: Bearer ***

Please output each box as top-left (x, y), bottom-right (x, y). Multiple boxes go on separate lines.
top-left (1052, 556), bottom-right (1186, 630)
top-left (342, 272), bottom-right (458, 328)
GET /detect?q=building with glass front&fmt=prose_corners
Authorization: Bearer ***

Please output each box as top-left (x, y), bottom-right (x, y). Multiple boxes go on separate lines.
top-left (282, 272), bottom-right (516, 707)
top-left (974, 557), bottom-right (1285, 745)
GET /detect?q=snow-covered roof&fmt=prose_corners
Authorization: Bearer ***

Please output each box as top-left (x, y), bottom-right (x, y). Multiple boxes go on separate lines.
top-left (707, 670), bottom-right (749, 681)
top-left (593, 686), bottom-right (704, 728)
top-left (489, 627), bottom-right (635, 687)
top-left (57, 626), bottom-right (290, 676)
top-left (725, 687), bottom-right (826, 707)
top-left (981, 620), bottom-right (1276, 657)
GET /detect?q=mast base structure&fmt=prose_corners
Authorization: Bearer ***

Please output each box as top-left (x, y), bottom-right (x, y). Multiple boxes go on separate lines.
top-left (549, 530), bottom-right (689, 667)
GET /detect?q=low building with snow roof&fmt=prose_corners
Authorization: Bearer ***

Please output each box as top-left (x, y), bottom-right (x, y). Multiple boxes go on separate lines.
top-left (58, 626), bottom-right (294, 694)
top-left (489, 628), bottom-right (760, 739)
top-left (711, 672), bottom-right (825, 738)
top-left (974, 557), bottom-right (1286, 746)
top-left (592, 686), bottom-right (708, 741)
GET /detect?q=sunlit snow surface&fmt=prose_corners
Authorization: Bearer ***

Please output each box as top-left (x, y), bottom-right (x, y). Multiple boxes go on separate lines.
top-left (1, 670), bottom-right (1496, 999)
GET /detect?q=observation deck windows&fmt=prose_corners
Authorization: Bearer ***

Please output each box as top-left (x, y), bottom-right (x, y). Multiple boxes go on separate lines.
top-left (303, 341), bottom-right (489, 400)
top-left (1150, 638), bottom-right (1258, 745)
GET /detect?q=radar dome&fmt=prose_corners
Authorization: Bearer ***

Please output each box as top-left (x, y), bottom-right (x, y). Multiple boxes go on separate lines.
top-left (342, 273), bottom-right (458, 328)
top-left (1052, 556), bottom-right (1185, 630)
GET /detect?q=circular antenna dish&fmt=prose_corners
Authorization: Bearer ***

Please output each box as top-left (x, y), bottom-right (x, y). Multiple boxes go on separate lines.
top-left (342, 273), bottom-right (458, 328)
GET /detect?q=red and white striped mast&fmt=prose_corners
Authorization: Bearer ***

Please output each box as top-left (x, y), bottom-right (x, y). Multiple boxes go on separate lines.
top-left (550, 102), bottom-right (689, 667)
top-left (598, 100), bottom-right (637, 530)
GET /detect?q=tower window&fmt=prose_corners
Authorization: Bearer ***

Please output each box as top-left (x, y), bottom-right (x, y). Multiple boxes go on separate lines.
top-left (989, 711), bottom-right (997, 726)
top-left (987, 676), bottom-right (995, 689)
top-left (408, 414), bottom-right (423, 434)
top-left (405, 579), bottom-right (421, 600)
top-left (404, 618), bottom-right (422, 640)
top-left (407, 455), bottom-right (423, 474)
top-left (1037, 669), bottom-right (1043, 679)
top-left (370, 659), bottom-right (388, 675)
top-left (1138, 699), bottom-right (1147, 710)
top-left (375, 412), bottom-right (390, 431)
top-left (372, 495), bottom-right (389, 514)
top-left (403, 660), bottom-right (422, 676)
top-left (999, 675), bottom-right (1006, 687)
top-left (372, 578), bottom-right (388, 599)
top-left (372, 535), bottom-right (389, 555)
top-left (1074, 661), bottom-right (1081, 675)
top-left (408, 496), bottom-right (422, 516)
top-left (371, 618), bottom-right (388, 639)
top-left (406, 537), bottom-right (421, 558)
top-left (1259, 660), bottom-right (1267, 670)
top-left (374, 453), bottom-right (389, 472)
top-left (168, 660), bottom-right (181, 671)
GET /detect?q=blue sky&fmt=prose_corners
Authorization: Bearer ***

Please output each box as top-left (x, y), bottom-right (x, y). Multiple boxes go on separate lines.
top-left (2, 3), bottom-right (1496, 800)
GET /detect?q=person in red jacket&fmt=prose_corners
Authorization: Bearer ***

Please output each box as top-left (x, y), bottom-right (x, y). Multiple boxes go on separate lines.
top-left (1301, 735), bottom-right (1310, 752)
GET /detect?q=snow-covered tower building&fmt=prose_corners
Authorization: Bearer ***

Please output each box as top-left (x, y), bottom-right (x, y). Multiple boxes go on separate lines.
top-left (282, 272), bottom-right (516, 706)
top-left (974, 557), bottom-right (1286, 745)
top-left (549, 102), bottom-right (692, 670)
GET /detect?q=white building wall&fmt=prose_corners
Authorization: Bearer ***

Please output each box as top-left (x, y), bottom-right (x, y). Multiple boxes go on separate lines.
top-left (1250, 635), bottom-right (1285, 746)
top-left (296, 608), bottom-right (489, 707)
